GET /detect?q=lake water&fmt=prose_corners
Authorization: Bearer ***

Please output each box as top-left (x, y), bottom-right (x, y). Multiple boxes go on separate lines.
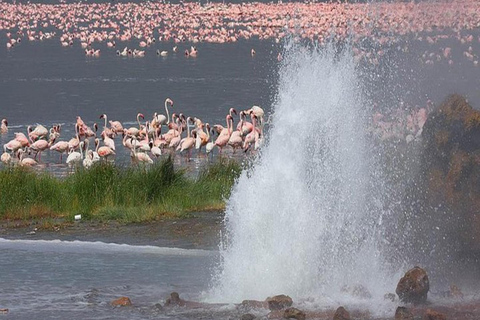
top-left (2, 5), bottom-right (480, 318)
top-left (0, 238), bottom-right (219, 320)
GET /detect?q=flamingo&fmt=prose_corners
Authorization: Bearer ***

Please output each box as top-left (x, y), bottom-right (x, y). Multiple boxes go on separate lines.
top-left (1, 146), bottom-right (12, 166)
top-left (176, 117), bottom-right (195, 152)
top-left (99, 114), bottom-right (115, 138)
top-left (109, 120), bottom-right (124, 134)
top-left (246, 105), bottom-right (265, 127)
top-left (243, 113), bottom-right (260, 152)
top-left (30, 139), bottom-right (51, 162)
top-left (50, 140), bottom-right (69, 162)
top-left (66, 141), bottom-right (84, 169)
top-left (215, 115), bottom-right (233, 153)
top-left (125, 113), bottom-right (144, 137)
top-left (18, 149), bottom-right (37, 167)
top-left (152, 98), bottom-right (174, 128)
top-left (228, 122), bottom-right (243, 153)
top-left (1, 119), bottom-right (8, 134)
top-left (4, 139), bottom-right (23, 153)
top-left (149, 141), bottom-right (162, 158)
top-left (101, 131), bottom-right (115, 151)
top-left (68, 124), bottom-right (81, 151)
top-left (83, 150), bottom-right (94, 169)
top-left (130, 144), bottom-right (153, 165)
top-left (83, 138), bottom-right (100, 163)
top-left (95, 138), bottom-right (115, 162)
top-left (28, 124), bottom-right (48, 141)
top-left (206, 127), bottom-right (216, 155)
top-left (14, 132), bottom-right (30, 148)
top-left (194, 119), bottom-right (209, 152)
top-left (237, 111), bottom-right (254, 136)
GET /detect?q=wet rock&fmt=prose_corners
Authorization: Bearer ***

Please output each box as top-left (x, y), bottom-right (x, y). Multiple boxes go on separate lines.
top-left (265, 295), bottom-right (293, 311)
top-left (396, 266), bottom-right (429, 304)
top-left (164, 292), bottom-right (186, 307)
top-left (395, 306), bottom-right (414, 320)
top-left (406, 94), bottom-right (480, 255)
top-left (284, 307), bottom-right (306, 320)
top-left (423, 309), bottom-right (447, 320)
top-left (241, 313), bottom-right (256, 320)
top-left (241, 299), bottom-right (267, 310)
top-left (111, 296), bottom-right (132, 306)
top-left (333, 306), bottom-right (350, 320)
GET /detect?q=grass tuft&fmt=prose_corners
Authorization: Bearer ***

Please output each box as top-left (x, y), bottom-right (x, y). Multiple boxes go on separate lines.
top-left (0, 157), bottom-right (242, 224)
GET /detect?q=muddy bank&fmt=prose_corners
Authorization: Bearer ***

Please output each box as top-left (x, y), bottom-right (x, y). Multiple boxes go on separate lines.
top-left (0, 211), bottom-right (225, 250)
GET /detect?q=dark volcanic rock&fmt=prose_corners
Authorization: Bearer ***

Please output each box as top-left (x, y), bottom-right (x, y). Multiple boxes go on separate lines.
top-left (164, 292), bottom-right (186, 307)
top-left (284, 307), bottom-right (306, 320)
top-left (395, 306), bottom-right (414, 320)
top-left (111, 296), bottom-right (132, 306)
top-left (423, 308), bottom-right (447, 320)
top-left (402, 94), bottom-right (480, 262)
top-left (333, 306), bottom-right (350, 320)
top-left (265, 295), bottom-right (293, 311)
top-left (396, 266), bottom-right (429, 304)
top-left (240, 313), bottom-right (256, 320)
top-left (241, 299), bottom-right (267, 310)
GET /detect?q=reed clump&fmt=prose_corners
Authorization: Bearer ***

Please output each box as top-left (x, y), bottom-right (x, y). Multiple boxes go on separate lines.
top-left (0, 156), bottom-right (242, 223)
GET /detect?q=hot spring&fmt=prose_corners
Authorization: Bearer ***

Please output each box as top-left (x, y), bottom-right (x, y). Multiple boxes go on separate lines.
top-left (208, 39), bottom-right (480, 310)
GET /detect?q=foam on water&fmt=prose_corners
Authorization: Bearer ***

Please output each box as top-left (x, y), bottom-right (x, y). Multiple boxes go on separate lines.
top-left (0, 238), bottom-right (213, 256)
top-left (209, 43), bottom-right (399, 306)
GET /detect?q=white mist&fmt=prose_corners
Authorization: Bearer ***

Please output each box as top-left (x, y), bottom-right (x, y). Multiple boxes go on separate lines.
top-left (210, 43), bottom-right (398, 307)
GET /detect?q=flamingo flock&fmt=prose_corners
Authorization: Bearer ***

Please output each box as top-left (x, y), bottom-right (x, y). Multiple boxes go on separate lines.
top-left (0, 100), bottom-right (265, 169)
top-left (0, 1), bottom-right (479, 67)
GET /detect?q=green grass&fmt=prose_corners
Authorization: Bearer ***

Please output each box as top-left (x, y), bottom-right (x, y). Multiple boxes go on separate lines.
top-left (0, 156), bottom-right (242, 225)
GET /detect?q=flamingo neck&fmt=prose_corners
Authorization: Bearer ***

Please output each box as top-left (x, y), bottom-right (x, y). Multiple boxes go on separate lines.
top-left (165, 101), bottom-right (170, 124)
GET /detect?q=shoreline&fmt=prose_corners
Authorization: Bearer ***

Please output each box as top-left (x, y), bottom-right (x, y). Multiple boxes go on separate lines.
top-left (0, 210), bottom-right (225, 250)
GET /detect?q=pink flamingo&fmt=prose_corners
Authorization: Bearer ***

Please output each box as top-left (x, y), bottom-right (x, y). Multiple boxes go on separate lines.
top-left (215, 115), bottom-right (233, 153)
top-left (1, 119), bottom-right (8, 134)
top-left (95, 138), bottom-right (115, 162)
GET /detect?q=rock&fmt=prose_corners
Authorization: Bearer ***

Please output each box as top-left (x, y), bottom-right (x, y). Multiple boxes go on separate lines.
top-left (164, 292), bottom-right (186, 307)
top-left (333, 306), bottom-right (350, 320)
top-left (111, 296), bottom-right (132, 306)
top-left (0, 308), bottom-right (8, 314)
top-left (404, 94), bottom-right (480, 258)
top-left (284, 307), bottom-right (306, 320)
top-left (396, 266), bottom-right (429, 304)
top-left (395, 306), bottom-right (414, 320)
top-left (265, 295), bottom-right (293, 311)
top-left (241, 313), bottom-right (256, 320)
top-left (241, 299), bottom-right (267, 309)
top-left (423, 309), bottom-right (447, 320)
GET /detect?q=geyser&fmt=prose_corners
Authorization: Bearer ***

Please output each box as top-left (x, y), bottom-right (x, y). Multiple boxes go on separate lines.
top-left (210, 43), bottom-right (399, 304)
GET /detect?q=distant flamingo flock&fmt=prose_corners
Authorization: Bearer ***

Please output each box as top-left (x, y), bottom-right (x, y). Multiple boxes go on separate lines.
top-left (0, 100), bottom-right (265, 169)
top-left (1, 1), bottom-right (480, 66)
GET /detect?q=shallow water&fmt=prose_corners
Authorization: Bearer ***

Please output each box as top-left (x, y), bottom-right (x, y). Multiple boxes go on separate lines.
top-left (0, 238), bottom-right (216, 320)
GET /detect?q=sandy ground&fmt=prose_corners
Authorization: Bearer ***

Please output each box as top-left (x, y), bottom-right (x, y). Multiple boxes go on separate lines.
top-left (0, 211), bottom-right (225, 250)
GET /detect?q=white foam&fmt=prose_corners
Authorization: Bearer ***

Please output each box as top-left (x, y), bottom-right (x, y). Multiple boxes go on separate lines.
top-left (0, 238), bottom-right (213, 256)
